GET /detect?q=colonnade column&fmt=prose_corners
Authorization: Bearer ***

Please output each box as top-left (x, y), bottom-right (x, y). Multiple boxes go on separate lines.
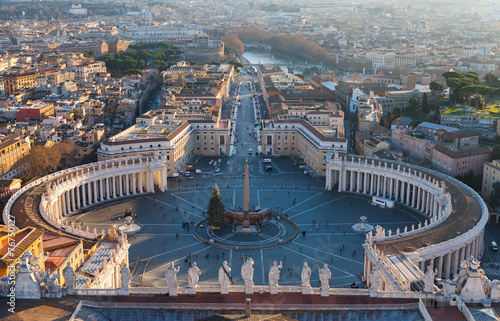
top-left (389, 178), bottom-right (393, 199)
top-left (437, 256), bottom-right (443, 280)
top-left (406, 182), bottom-right (411, 205)
top-left (75, 186), bottom-right (80, 209)
top-left (118, 175), bottom-right (122, 196)
top-left (126, 174), bottom-right (130, 195)
top-left (81, 183), bottom-right (86, 207)
top-left (357, 171), bottom-right (361, 193)
top-left (139, 172), bottom-right (143, 193)
top-left (370, 174), bottom-right (375, 195)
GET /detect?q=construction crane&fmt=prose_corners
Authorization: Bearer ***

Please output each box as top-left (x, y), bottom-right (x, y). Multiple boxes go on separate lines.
top-left (146, 36), bottom-right (161, 69)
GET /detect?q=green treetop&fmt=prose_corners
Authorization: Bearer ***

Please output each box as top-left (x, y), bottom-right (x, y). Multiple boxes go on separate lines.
top-left (207, 184), bottom-right (225, 228)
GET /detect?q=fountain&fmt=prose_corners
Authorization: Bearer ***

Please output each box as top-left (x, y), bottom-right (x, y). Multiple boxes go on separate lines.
top-left (351, 216), bottom-right (374, 233)
top-left (118, 216), bottom-right (142, 235)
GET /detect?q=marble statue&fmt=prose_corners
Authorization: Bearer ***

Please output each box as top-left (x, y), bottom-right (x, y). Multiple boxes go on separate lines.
top-left (491, 280), bottom-right (500, 301)
top-left (370, 266), bottom-right (381, 291)
top-left (268, 261), bottom-right (282, 287)
top-left (219, 261), bottom-right (231, 294)
top-left (44, 273), bottom-right (62, 297)
top-left (120, 264), bottom-right (131, 288)
top-left (241, 258), bottom-right (254, 294)
top-left (13, 252), bottom-right (42, 299)
top-left (62, 262), bottom-right (75, 290)
top-left (424, 265), bottom-right (437, 293)
top-left (165, 262), bottom-right (180, 295)
top-left (301, 262), bottom-right (312, 288)
top-left (319, 264), bottom-right (331, 291)
top-left (187, 262), bottom-right (201, 289)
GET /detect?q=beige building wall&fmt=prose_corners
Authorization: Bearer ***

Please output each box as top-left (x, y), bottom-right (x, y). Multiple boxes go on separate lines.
top-left (482, 160), bottom-right (500, 202)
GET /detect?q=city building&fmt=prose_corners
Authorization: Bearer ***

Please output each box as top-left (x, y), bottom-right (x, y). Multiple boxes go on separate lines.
top-left (0, 135), bottom-right (31, 178)
top-left (98, 118), bottom-right (230, 175)
top-left (431, 144), bottom-right (491, 177)
top-left (4, 72), bottom-right (40, 97)
top-left (481, 159), bottom-right (500, 202)
top-left (75, 61), bottom-right (107, 79)
top-left (16, 102), bottom-right (54, 121)
top-left (261, 119), bottom-right (347, 175)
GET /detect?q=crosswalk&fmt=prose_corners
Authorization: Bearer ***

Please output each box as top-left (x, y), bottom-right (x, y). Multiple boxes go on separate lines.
top-left (481, 262), bottom-right (500, 277)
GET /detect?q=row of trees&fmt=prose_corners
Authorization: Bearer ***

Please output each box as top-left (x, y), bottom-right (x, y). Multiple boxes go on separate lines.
top-left (23, 142), bottom-right (78, 181)
top-left (221, 35), bottom-right (244, 55)
top-left (99, 43), bottom-right (183, 76)
top-left (443, 71), bottom-right (500, 108)
top-left (235, 28), bottom-right (330, 62)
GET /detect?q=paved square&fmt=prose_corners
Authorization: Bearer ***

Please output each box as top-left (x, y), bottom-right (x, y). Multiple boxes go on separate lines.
top-left (67, 158), bottom-right (425, 289)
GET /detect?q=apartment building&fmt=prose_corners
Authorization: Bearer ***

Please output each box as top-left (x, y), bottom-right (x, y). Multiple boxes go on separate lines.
top-left (0, 135), bottom-right (31, 178)
top-left (75, 61), bottom-right (107, 79)
top-left (16, 102), bottom-right (54, 121)
top-left (4, 72), bottom-right (40, 97)
top-left (261, 119), bottom-right (347, 175)
top-left (365, 52), bottom-right (396, 71)
top-left (482, 160), bottom-right (500, 203)
top-left (431, 145), bottom-right (491, 177)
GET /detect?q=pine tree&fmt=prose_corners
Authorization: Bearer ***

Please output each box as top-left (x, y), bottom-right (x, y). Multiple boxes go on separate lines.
top-left (207, 184), bottom-right (225, 228)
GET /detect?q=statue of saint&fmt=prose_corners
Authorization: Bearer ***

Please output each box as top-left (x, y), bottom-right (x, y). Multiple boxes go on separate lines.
top-left (187, 262), bottom-right (201, 289)
top-left (120, 264), bottom-right (131, 289)
top-left (268, 261), bottom-right (282, 287)
top-left (319, 264), bottom-right (331, 290)
top-left (370, 266), bottom-right (380, 291)
top-left (241, 258), bottom-right (254, 288)
top-left (219, 261), bottom-right (232, 292)
top-left (62, 262), bottom-right (75, 290)
top-left (165, 262), bottom-right (180, 289)
top-left (424, 265), bottom-right (437, 293)
top-left (301, 262), bottom-right (311, 288)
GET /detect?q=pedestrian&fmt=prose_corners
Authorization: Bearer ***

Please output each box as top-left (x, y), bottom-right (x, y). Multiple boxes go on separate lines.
top-left (343, 244), bottom-right (345, 250)
top-left (300, 247), bottom-right (302, 252)
top-left (343, 231), bottom-right (345, 236)
top-left (331, 258), bottom-right (333, 263)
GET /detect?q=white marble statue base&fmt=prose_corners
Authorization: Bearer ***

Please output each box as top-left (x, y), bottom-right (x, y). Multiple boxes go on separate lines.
top-left (168, 288), bottom-right (178, 297)
top-left (244, 284), bottom-right (254, 294)
top-left (221, 285), bottom-right (230, 295)
top-left (270, 285), bottom-right (279, 295)
top-left (185, 287), bottom-right (197, 295)
top-left (302, 286), bottom-right (312, 295)
top-left (320, 288), bottom-right (330, 297)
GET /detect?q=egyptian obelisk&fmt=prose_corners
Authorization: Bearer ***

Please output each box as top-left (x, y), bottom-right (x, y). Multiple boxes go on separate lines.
top-left (243, 160), bottom-right (250, 228)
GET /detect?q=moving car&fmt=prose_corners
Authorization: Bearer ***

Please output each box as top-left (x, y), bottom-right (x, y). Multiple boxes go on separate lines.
top-left (264, 166), bottom-right (273, 171)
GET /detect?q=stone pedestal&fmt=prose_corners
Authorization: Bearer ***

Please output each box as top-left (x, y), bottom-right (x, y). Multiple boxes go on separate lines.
top-left (245, 283), bottom-right (253, 294)
top-left (185, 287), bottom-right (197, 295)
top-left (301, 286), bottom-right (312, 295)
top-left (221, 284), bottom-right (230, 295)
top-left (168, 286), bottom-right (178, 297)
top-left (320, 288), bottom-right (330, 297)
top-left (270, 285), bottom-right (279, 295)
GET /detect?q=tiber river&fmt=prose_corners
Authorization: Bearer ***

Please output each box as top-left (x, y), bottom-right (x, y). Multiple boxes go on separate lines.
top-left (242, 50), bottom-right (324, 74)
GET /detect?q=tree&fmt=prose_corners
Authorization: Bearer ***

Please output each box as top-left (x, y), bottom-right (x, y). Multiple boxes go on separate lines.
top-left (221, 35), bottom-right (244, 55)
top-left (422, 93), bottom-right (429, 113)
top-left (429, 81), bottom-right (443, 93)
top-left (207, 184), bottom-right (225, 228)
top-left (393, 107), bottom-right (402, 118)
top-left (24, 142), bottom-right (77, 180)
